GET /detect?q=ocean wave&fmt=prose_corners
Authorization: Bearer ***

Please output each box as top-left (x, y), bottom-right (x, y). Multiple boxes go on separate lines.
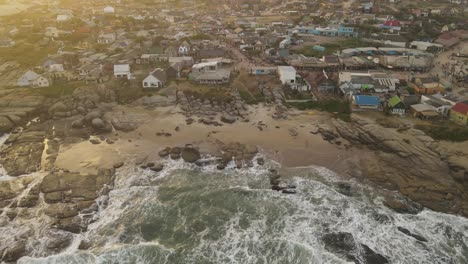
top-left (15, 155), bottom-right (468, 264)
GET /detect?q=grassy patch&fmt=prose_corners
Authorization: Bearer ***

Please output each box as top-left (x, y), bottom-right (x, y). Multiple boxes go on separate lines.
top-left (239, 89), bottom-right (267, 105)
top-left (415, 124), bottom-right (468, 142)
top-left (31, 83), bottom-right (79, 98)
top-left (287, 99), bottom-right (351, 121)
top-left (0, 42), bottom-right (59, 68)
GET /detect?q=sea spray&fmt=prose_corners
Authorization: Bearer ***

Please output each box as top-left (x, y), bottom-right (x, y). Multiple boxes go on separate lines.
top-left (16, 157), bottom-right (468, 264)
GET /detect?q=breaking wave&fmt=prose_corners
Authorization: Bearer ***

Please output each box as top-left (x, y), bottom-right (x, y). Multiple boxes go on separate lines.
top-left (17, 157), bottom-right (468, 264)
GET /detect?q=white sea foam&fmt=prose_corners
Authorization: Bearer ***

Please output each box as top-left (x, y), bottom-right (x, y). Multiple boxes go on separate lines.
top-left (15, 155), bottom-right (468, 264)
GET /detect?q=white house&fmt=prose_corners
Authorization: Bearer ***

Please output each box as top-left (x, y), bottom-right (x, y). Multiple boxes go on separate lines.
top-left (278, 66), bottom-right (296, 85)
top-left (142, 69), bottom-right (167, 88)
top-left (17, 70), bottom-right (49, 87)
top-left (178, 41), bottom-right (191, 55)
top-left (103, 6), bottom-right (115, 14)
top-left (114, 64), bottom-right (131, 79)
top-left (48, 63), bottom-right (65, 72)
top-left (56, 14), bottom-right (71, 22)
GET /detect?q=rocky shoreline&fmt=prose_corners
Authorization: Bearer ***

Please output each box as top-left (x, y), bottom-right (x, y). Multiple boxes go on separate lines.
top-left (0, 85), bottom-right (467, 262)
top-left (313, 116), bottom-right (468, 217)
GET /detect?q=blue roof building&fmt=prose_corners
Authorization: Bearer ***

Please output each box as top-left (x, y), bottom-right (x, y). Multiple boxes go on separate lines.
top-left (352, 95), bottom-right (381, 110)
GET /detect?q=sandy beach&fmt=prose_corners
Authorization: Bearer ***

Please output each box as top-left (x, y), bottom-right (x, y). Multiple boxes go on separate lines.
top-left (0, 3), bottom-right (31, 16)
top-left (54, 104), bottom-right (357, 174)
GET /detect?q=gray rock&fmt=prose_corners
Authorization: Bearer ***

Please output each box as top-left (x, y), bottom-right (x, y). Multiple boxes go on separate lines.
top-left (84, 110), bottom-right (102, 123)
top-left (150, 164), bottom-right (164, 172)
top-left (159, 147), bottom-right (171, 158)
top-left (89, 138), bottom-right (101, 144)
top-left (170, 153), bottom-right (180, 160)
top-left (221, 115), bottom-right (236, 124)
top-left (91, 118), bottom-right (105, 129)
top-left (71, 118), bottom-right (84, 129)
top-left (0, 116), bottom-right (14, 132)
top-left (181, 147), bottom-right (201, 163)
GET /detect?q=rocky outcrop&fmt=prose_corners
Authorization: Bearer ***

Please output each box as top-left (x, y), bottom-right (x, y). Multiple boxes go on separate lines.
top-left (322, 232), bottom-right (389, 263)
top-left (215, 141), bottom-right (258, 169)
top-left (0, 168), bottom-right (115, 262)
top-left (0, 116), bottom-right (14, 132)
top-left (317, 116), bottom-right (468, 217)
top-left (0, 131), bottom-right (45, 176)
top-left (0, 94), bottom-right (46, 133)
top-left (181, 145), bottom-right (201, 163)
top-left (178, 90), bottom-right (250, 121)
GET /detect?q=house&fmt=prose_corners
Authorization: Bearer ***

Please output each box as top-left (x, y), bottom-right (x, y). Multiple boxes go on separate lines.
top-left (421, 95), bottom-right (452, 116)
top-left (103, 6), bottom-right (115, 14)
top-left (178, 41), bottom-right (191, 55)
top-left (277, 66), bottom-right (310, 92)
top-left (388, 95), bottom-right (406, 115)
top-left (166, 65), bottom-right (180, 79)
top-left (410, 104), bottom-right (439, 119)
top-left (57, 14), bottom-right (71, 22)
top-left (293, 25), bottom-right (359, 38)
top-left (142, 69), bottom-right (167, 88)
top-left (198, 48), bottom-right (225, 59)
top-left (412, 78), bottom-right (445, 94)
top-left (278, 66), bottom-right (296, 86)
top-left (450, 102), bottom-right (468, 125)
top-left (17, 70), bottom-right (49, 87)
top-left (189, 61), bottom-right (231, 84)
top-left (97, 33), bottom-right (116, 44)
top-left (338, 71), bottom-right (399, 95)
top-left (250, 67), bottom-right (277, 75)
top-left (352, 95), bottom-right (380, 110)
top-left (113, 64), bottom-right (131, 79)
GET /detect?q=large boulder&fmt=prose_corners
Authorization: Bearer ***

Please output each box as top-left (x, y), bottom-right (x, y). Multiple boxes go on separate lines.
top-left (181, 146), bottom-right (201, 163)
top-left (322, 232), bottom-right (388, 263)
top-left (48, 102), bottom-right (68, 115)
top-left (91, 118), bottom-right (105, 130)
top-left (84, 110), bottom-right (102, 123)
top-left (0, 116), bottom-right (14, 132)
top-left (221, 115), bottom-right (236, 124)
top-left (110, 117), bottom-right (138, 132)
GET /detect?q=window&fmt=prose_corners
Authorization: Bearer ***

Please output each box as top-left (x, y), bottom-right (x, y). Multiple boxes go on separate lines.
top-left (144, 82), bottom-right (148, 86)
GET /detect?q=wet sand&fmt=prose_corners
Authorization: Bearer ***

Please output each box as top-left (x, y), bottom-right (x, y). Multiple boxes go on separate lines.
top-left (55, 104), bottom-right (357, 174)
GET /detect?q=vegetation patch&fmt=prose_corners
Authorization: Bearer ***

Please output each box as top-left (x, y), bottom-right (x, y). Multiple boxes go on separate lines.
top-left (287, 99), bottom-right (351, 121)
top-left (415, 124), bottom-right (468, 142)
top-left (31, 83), bottom-right (79, 98)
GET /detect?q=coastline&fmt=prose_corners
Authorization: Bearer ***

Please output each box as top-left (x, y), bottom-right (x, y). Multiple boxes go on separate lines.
top-left (1, 101), bottom-right (468, 262)
top-left (54, 104), bottom-right (357, 175)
